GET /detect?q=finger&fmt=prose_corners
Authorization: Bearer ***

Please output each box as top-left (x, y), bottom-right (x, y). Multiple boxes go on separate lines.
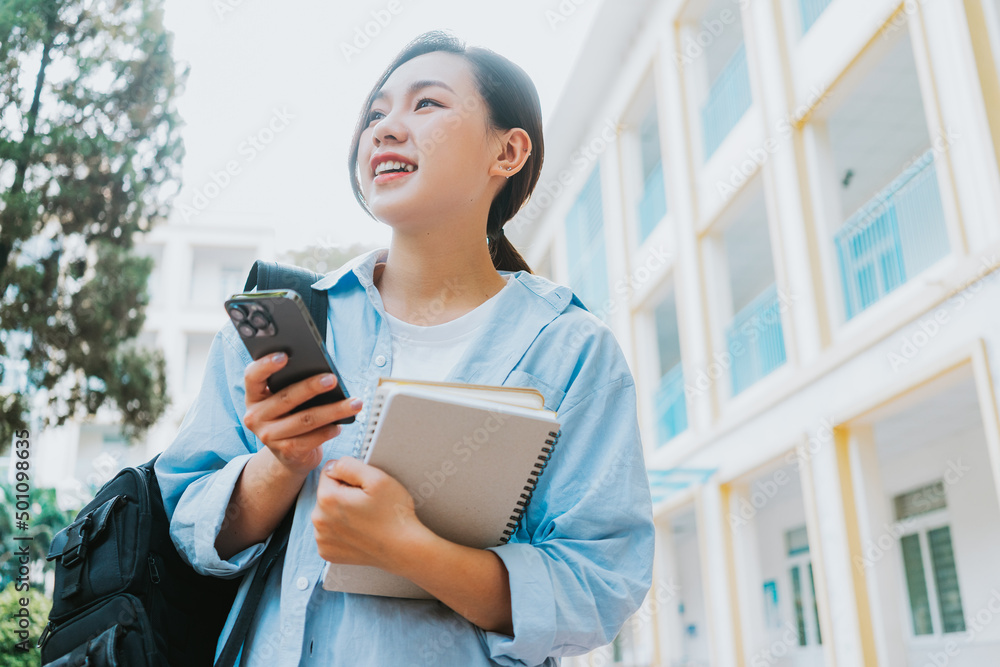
top-left (262, 396), bottom-right (363, 442)
top-left (244, 352), bottom-right (289, 403)
top-left (256, 371), bottom-right (343, 422)
top-left (323, 457), bottom-right (383, 490)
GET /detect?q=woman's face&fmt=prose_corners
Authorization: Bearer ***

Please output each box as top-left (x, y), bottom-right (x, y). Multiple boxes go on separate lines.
top-left (357, 51), bottom-right (500, 228)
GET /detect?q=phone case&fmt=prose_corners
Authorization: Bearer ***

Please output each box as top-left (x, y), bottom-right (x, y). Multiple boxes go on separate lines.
top-left (224, 290), bottom-right (355, 424)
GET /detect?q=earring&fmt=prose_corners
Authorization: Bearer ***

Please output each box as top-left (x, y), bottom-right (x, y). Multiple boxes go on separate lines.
top-left (506, 166), bottom-right (512, 171)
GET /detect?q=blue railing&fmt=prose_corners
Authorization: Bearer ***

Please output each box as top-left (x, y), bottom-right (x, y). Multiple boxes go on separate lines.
top-left (655, 362), bottom-right (687, 446)
top-left (637, 160), bottom-right (667, 243)
top-left (701, 43), bottom-right (752, 160)
top-left (647, 468), bottom-right (716, 505)
top-left (800, 0), bottom-right (833, 33)
top-left (834, 149), bottom-right (949, 320)
top-left (727, 284), bottom-right (787, 395)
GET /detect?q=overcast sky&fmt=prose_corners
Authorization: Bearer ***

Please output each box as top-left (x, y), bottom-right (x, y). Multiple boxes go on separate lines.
top-left (160, 0), bottom-right (601, 254)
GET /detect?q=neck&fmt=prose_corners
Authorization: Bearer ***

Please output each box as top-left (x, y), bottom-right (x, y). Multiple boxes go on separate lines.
top-left (374, 226), bottom-right (509, 326)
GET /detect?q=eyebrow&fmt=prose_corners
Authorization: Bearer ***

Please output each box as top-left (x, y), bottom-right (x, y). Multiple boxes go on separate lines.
top-left (372, 79), bottom-right (456, 105)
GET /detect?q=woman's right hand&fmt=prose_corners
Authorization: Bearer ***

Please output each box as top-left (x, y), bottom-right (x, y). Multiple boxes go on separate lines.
top-left (242, 352), bottom-right (363, 476)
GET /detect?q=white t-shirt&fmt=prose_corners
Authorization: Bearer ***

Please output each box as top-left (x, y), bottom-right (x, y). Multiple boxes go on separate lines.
top-left (384, 275), bottom-right (511, 382)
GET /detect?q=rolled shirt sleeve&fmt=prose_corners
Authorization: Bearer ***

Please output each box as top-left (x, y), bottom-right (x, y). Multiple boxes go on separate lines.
top-left (154, 325), bottom-right (272, 578)
top-left (484, 371), bottom-right (655, 665)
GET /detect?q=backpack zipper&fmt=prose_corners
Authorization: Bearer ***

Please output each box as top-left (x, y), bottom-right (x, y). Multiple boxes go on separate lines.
top-left (147, 554), bottom-right (160, 584)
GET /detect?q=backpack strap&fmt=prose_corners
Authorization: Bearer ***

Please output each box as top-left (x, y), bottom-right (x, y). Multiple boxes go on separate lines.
top-left (242, 260), bottom-right (328, 342)
top-left (215, 260), bottom-right (329, 667)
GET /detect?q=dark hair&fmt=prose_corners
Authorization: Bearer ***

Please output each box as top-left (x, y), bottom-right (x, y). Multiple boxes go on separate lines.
top-left (347, 30), bottom-right (543, 274)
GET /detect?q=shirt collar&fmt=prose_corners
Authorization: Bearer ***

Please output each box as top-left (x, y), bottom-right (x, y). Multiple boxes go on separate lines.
top-left (309, 246), bottom-right (589, 315)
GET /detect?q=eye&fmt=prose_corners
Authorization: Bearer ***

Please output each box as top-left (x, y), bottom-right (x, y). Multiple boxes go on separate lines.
top-left (415, 97), bottom-right (441, 110)
top-left (367, 109), bottom-right (385, 124)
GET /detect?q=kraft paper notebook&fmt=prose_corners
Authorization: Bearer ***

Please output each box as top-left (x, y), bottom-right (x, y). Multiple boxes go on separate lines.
top-left (320, 377), bottom-right (562, 599)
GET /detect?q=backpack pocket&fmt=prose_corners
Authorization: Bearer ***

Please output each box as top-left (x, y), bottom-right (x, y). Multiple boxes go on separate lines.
top-left (46, 471), bottom-right (149, 620)
top-left (40, 594), bottom-right (161, 667)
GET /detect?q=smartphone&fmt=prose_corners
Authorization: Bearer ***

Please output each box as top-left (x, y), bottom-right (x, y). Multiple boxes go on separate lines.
top-left (224, 290), bottom-right (355, 424)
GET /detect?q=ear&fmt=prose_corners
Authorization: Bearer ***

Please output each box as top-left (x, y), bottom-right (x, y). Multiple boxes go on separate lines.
top-left (488, 128), bottom-right (532, 179)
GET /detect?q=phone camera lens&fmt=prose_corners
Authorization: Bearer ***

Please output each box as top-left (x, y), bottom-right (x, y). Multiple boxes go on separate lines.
top-left (249, 311), bottom-right (271, 328)
top-left (237, 322), bottom-right (257, 338)
top-left (228, 305), bottom-right (247, 322)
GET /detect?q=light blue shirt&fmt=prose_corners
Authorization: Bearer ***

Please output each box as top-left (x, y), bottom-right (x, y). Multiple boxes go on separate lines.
top-left (155, 248), bottom-right (654, 666)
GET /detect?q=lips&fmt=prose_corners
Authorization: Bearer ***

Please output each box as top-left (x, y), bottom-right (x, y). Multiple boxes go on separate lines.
top-left (370, 152), bottom-right (418, 184)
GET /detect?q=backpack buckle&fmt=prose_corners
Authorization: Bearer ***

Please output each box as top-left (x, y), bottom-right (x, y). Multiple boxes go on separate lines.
top-left (60, 515), bottom-right (92, 568)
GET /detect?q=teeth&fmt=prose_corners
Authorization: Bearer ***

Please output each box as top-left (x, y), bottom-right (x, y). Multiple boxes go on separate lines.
top-left (375, 160), bottom-right (416, 175)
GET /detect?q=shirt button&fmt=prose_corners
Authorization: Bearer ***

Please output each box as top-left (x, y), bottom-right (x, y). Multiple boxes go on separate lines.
top-left (296, 576), bottom-right (310, 590)
top-left (374, 354), bottom-right (387, 367)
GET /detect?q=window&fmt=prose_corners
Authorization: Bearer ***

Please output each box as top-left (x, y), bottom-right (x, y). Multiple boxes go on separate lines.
top-left (652, 292), bottom-right (686, 445)
top-left (565, 166), bottom-right (609, 318)
top-left (220, 265), bottom-right (245, 303)
top-left (785, 525), bottom-right (822, 647)
top-left (636, 104), bottom-right (666, 243)
top-left (894, 482), bottom-right (966, 636)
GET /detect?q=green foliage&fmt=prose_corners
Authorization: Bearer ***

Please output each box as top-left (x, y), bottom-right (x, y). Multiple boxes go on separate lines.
top-left (0, 582), bottom-right (51, 666)
top-left (0, 481), bottom-right (77, 591)
top-left (0, 0), bottom-right (186, 452)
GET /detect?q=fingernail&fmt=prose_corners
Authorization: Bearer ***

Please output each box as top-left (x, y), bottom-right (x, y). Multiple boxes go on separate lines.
top-left (324, 459), bottom-right (337, 473)
top-left (271, 352), bottom-right (287, 363)
top-left (350, 398), bottom-right (363, 410)
top-left (320, 374), bottom-right (336, 387)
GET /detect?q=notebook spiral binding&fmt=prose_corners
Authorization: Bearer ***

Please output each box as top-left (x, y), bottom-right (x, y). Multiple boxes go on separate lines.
top-left (498, 429), bottom-right (561, 545)
top-left (356, 389), bottom-right (388, 460)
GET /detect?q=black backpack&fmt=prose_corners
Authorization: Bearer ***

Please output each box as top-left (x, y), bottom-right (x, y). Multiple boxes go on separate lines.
top-left (39, 261), bottom-right (327, 667)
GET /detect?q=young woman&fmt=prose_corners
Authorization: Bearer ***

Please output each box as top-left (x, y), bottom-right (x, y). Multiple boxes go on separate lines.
top-left (156, 30), bottom-right (654, 666)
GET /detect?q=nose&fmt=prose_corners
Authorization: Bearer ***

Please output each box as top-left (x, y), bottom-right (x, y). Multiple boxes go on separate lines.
top-left (372, 109), bottom-right (407, 146)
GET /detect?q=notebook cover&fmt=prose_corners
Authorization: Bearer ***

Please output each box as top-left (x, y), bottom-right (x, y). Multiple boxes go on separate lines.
top-left (321, 386), bottom-right (559, 599)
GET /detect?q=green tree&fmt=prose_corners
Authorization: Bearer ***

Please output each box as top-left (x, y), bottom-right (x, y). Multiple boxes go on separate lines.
top-left (0, 0), bottom-right (187, 452)
top-left (0, 481), bottom-right (77, 589)
top-left (0, 581), bottom-right (51, 665)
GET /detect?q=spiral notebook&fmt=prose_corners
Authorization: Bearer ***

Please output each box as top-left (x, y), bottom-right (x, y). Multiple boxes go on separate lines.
top-left (320, 377), bottom-right (561, 599)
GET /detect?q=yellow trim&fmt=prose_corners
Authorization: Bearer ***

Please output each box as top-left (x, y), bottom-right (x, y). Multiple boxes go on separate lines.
top-left (833, 426), bottom-right (879, 665)
top-left (793, 3), bottom-right (911, 128)
top-left (970, 339), bottom-right (1000, 517)
top-left (795, 437), bottom-right (840, 665)
top-left (963, 0), bottom-right (1000, 176)
top-left (719, 483), bottom-right (746, 667)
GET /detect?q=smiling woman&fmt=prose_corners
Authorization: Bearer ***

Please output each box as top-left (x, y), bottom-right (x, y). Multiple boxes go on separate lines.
top-left (155, 29), bottom-right (654, 667)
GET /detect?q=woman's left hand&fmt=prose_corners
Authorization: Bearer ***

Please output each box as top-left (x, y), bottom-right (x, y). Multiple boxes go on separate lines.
top-left (312, 456), bottom-right (430, 571)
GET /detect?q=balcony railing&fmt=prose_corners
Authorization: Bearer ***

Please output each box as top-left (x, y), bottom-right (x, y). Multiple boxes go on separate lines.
top-left (655, 362), bottom-right (687, 446)
top-left (701, 43), bottom-right (752, 160)
top-left (637, 160), bottom-right (667, 243)
top-left (800, 0), bottom-right (833, 33)
top-left (834, 149), bottom-right (949, 320)
top-left (727, 283), bottom-right (786, 395)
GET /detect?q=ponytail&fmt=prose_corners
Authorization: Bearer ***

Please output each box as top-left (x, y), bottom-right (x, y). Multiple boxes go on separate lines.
top-left (488, 224), bottom-right (531, 273)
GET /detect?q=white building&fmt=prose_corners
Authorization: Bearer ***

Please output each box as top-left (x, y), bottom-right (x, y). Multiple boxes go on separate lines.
top-left (31, 221), bottom-right (276, 504)
top-left (509, 0), bottom-right (1000, 664)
